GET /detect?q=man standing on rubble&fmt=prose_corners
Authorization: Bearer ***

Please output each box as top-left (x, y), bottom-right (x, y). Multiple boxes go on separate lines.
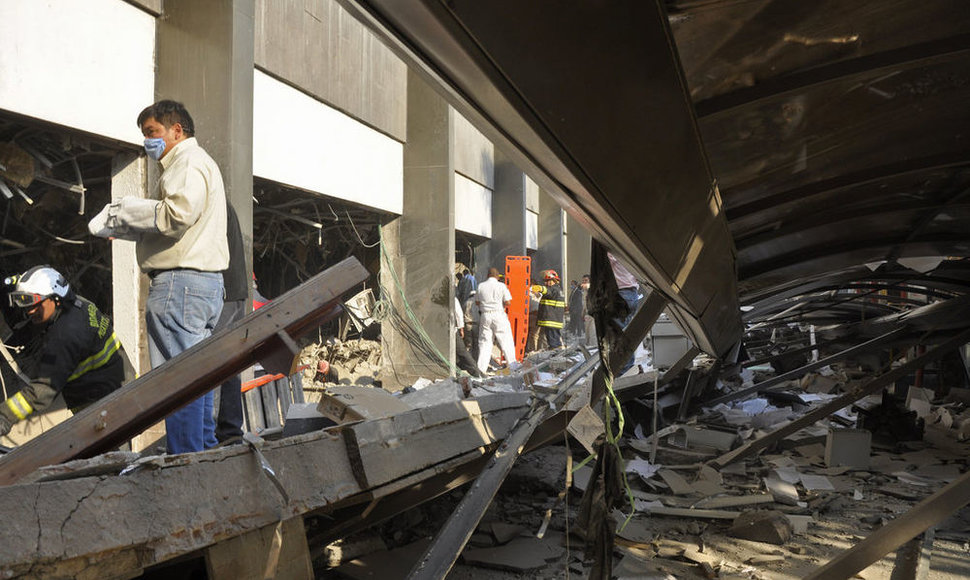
top-left (475, 267), bottom-right (518, 373)
top-left (0, 266), bottom-right (125, 438)
top-left (533, 270), bottom-right (565, 349)
top-left (89, 100), bottom-right (228, 454)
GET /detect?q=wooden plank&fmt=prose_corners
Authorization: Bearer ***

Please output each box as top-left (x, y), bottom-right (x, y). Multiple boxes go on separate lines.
top-left (261, 380), bottom-right (282, 429)
top-left (205, 517), bottom-right (313, 580)
top-left (0, 257), bottom-right (369, 486)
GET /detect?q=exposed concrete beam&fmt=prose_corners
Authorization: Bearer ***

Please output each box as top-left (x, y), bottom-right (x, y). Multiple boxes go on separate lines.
top-left (0, 393), bottom-right (530, 577)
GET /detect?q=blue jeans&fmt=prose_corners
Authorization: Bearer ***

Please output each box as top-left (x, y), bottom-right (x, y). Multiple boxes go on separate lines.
top-left (146, 270), bottom-right (224, 454)
top-left (616, 287), bottom-right (640, 375)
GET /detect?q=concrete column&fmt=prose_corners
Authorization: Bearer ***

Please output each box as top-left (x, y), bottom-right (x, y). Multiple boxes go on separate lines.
top-left (110, 153), bottom-right (161, 453)
top-left (536, 190), bottom-right (565, 280)
top-left (380, 70), bottom-right (455, 387)
top-left (110, 153), bottom-right (150, 375)
top-left (566, 213), bottom-right (591, 285)
top-left (155, 0), bottom-right (255, 292)
top-left (480, 148), bottom-right (527, 278)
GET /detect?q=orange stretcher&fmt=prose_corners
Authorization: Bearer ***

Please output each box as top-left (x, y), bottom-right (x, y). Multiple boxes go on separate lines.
top-left (504, 256), bottom-right (532, 363)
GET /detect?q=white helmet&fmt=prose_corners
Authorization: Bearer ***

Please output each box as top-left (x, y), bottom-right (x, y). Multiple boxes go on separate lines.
top-left (8, 266), bottom-right (70, 308)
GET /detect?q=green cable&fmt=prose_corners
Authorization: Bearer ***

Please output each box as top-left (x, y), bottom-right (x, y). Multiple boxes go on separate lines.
top-left (377, 225), bottom-right (460, 375)
top-left (602, 368), bottom-right (638, 531)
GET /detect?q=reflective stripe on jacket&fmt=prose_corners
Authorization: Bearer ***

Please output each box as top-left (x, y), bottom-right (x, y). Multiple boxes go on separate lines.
top-left (537, 284), bottom-right (565, 328)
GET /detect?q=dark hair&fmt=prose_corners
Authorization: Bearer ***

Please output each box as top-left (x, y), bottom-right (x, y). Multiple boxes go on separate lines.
top-left (137, 100), bottom-right (195, 136)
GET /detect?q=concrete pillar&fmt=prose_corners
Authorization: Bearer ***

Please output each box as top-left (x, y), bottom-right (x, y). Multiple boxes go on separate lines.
top-left (536, 190), bottom-right (565, 281)
top-left (380, 70), bottom-right (455, 387)
top-left (110, 153), bottom-right (150, 375)
top-left (480, 148), bottom-right (527, 278)
top-left (110, 153), bottom-right (161, 452)
top-left (566, 213), bottom-right (592, 286)
top-left (155, 0), bottom-right (255, 290)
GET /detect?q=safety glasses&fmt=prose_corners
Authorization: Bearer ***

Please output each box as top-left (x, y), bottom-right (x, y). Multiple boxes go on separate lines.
top-left (8, 291), bottom-right (44, 308)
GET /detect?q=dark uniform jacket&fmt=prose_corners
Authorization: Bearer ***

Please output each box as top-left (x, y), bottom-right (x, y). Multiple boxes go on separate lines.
top-left (536, 284), bottom-right (565, 329)
top-left (1, 294), bottom-right (124, 425)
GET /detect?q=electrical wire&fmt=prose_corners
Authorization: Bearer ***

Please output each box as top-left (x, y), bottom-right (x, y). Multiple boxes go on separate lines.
top-left (345, 210), bottom-right (380, 248)
top-left (377, 225), bottom-right (459, 376)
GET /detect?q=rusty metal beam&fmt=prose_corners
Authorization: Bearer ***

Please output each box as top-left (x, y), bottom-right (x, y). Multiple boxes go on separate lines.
top-left (0, 258), bottom-right (369, 486)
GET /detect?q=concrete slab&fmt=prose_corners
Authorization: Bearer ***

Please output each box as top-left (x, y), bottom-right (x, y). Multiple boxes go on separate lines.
top-left (461, 536), bottom-right (565, 572)
top-left (825, 428), bottom-right (872, 469)
top-left (317, 386), bottom-right (412, 423)
top-left (728, 510), bottom-right (793, 545)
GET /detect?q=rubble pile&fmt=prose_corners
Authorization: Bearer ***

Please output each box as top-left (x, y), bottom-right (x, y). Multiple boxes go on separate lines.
top-left (314, 355), bottom-right (970, 579)
top-left (299, 338), bottom-right (382, 388)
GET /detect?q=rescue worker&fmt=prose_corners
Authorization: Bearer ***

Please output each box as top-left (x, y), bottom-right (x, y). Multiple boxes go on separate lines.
top-left (476, 267), bottom-right (518, 373)
top-left (0, 266), bottom-right (124, 437)
top-left (533, 269), bottom-right (566, 349)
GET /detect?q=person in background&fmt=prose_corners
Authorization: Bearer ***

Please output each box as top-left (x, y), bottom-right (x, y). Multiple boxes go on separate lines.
top-left (525, 279), bottom-right (542, 353)
top-left (476, 267), bottom-right (518, 373)
top-left (463, 289), bottom-right (480, 361)
top-left (456, 267), bottom-right (477, 306)
top-left (0, 266), bottom-right (125, 437)
top-left (213, 203), bottom-right (247, 445)
top-left (580, 275), bottom-right (595, 347)
top-left (567, 279), bottom-right (584, 338)
top-left (608, 253), bottom-right (641, 374)
top-left (453, 295), bottom-right (483, 377)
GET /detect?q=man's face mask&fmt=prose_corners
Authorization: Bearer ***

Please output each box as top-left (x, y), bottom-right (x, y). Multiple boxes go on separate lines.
top-left (144, 138), bottom-right (167, 161)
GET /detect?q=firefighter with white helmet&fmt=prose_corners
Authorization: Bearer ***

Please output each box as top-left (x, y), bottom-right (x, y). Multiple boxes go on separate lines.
top-left (0, 266), bottom-right (125, 438)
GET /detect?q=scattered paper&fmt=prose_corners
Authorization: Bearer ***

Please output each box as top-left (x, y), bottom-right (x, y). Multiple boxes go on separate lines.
top-left (625, 458), bottom-right (661, 481)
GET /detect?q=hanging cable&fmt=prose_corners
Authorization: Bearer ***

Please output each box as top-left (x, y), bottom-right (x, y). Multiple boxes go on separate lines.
top-left (345, 210), bottom-right (380, 248)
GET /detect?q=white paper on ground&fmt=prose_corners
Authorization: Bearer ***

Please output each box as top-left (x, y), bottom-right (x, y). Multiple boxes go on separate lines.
top-left (625, 457), bottom-right (661, 480)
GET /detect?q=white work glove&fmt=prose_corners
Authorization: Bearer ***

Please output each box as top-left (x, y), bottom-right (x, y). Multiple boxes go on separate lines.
top-left (88, 198), bottom-right (158, 241)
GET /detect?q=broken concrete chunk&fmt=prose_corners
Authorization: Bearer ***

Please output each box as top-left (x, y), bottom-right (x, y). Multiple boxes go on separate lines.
top-left (488, 522), bottom-right (525, 545)
top-left (824, 428), bottom-right (871, 469)
top-left (799, 474), bottom-right (835, 491)
top-left (566, 404), bottom-right (605, 455)
top-left (658, 468), bottom-right (694, 495)
top-left (764, 476), bottom-right (799, 505)
top-left (668, 425), bottom-right (739, 451)
top-left (793, 443), bottom-right (826, 459)
top-left (281, 402), bottom-right (337, 437)
top-left (398, 379), bottom-right (464, 408)
top-left (462, 536), bottom-right (565, 572)
top-left (572, 464), bottom-right (593, 493)
top-left (801, 373), bottom-right (841, 394)
top-left (728, 510), bottom-right (793, 545)
top-left (317, 385), bottom-right (412, 423)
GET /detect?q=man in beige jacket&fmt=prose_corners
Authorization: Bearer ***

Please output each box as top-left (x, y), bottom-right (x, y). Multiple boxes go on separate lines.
top-left (90, 100), bottom-right (228, 454)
